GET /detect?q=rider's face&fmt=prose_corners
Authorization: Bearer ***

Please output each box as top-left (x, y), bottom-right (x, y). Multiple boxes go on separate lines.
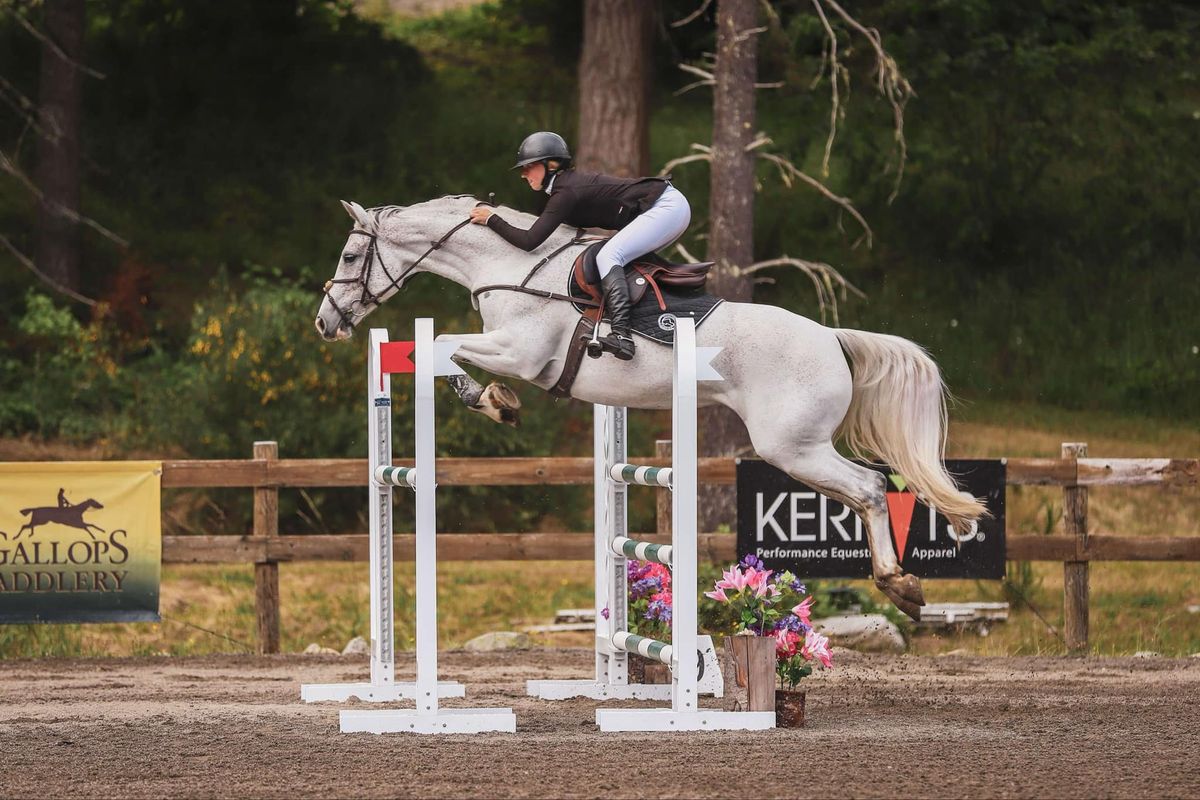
top-left (520, 162), bottom-right (546, 191)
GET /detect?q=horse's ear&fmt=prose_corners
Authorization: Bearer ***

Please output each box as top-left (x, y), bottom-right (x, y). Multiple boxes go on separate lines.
top-left (340, 199), bottom-right (377, 233)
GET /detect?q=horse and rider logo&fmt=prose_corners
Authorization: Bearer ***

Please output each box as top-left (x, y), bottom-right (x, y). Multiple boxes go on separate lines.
top-left (13, 488), bottom-right (106, 540)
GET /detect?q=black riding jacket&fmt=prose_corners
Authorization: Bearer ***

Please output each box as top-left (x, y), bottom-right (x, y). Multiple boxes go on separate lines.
top-left (486, 169), bottom-right (669, 252)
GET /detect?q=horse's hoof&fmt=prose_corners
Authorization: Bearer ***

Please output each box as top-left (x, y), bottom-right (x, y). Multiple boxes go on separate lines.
top-left (874, 573), bottom-right (926, 621)
top-left (475, 382), bottom-right (521, 428)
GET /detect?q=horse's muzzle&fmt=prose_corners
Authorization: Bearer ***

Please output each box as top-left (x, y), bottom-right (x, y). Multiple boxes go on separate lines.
top-left (314, 315), bottom-right (353, 342)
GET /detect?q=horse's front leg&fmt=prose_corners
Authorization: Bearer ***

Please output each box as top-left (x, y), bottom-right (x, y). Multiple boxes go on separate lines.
top-left (438, 330), bottom-right (540, 428)
top-left (445, 373), bottom-right (521, 427)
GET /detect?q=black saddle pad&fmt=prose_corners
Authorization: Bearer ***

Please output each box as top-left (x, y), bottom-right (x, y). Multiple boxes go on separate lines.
top-left (568, 270), bottom-right (723, 345)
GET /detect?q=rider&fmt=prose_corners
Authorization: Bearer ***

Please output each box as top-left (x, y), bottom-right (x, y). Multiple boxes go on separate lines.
top-left (469, 131), bottom-right (692, 361)
top-left (57, 487), bottom-right (69, 507)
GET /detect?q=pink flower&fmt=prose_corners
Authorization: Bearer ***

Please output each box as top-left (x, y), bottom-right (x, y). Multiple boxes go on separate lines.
top-left (704, 586), bottom-right (729, 602)
top-left (721, 567), bottom-right (748, 592)
top-left (792, 596), bottom-right (814, 627)
top-left (775, 628), bottom-right (801, 659)
top-left (646, 563), bottom-right (671, 588)
top-left (802, 629), bottom-right (833, 669)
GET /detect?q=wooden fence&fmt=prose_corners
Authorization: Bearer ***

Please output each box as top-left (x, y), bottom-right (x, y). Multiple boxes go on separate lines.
top-left (160, 440), bottom-right (1199, 655)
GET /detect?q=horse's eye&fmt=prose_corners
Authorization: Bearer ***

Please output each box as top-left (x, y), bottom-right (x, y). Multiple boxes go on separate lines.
top-left (343, 252), bottom-right (358, 263)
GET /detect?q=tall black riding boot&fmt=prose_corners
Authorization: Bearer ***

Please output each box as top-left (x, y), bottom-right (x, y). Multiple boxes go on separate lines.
top-left (597, 269), bottom-right (636, 361)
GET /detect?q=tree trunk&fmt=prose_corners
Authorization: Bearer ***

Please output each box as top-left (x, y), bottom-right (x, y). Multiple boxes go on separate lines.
top-left (575, 0), bottom-right (652, 177)
top-left (34, 0), bottom-right (85, 293)
top-left (700, 0), bottom-right (759, 532)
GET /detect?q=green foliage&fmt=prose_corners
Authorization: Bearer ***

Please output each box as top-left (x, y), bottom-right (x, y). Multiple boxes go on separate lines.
top-left (0, 292), bottom-right (131, 441)
top-left (135, 278), bottom-right (363, 458)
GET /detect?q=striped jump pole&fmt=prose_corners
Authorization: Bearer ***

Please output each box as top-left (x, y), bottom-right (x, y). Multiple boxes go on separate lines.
top-left (302, 320), bottom-right (516, 735)
top-left (608, 462), bottom-right (673, 487)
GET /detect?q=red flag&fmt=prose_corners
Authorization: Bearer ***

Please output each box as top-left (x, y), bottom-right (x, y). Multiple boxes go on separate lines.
top-left (379, 341), bottom-right (416, 374)
top-left (886, 491), bottom-right (917, 563)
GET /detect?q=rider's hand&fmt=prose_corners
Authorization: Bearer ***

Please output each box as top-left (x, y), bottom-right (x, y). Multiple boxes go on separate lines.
top-left (469, 206), bottom-right (493, 225)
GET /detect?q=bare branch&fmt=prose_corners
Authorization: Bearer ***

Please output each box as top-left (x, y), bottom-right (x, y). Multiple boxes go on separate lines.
top-left (658, 143), bottom-right (712, 177)
top-left (0, 233), bottom-right (98, 306)
top-left (821, 0), bottom-right (915, 202)
top-left (671, 0), bottom-right (714, 29)
top-left (0, 75), bottom-right (56, 143)
top-left (811, 0), bottom-right (843, 179)
top-left (674, 79), bottom-right (715, 96)
top-left (753, 147), bottom-right (874, 249)
top-left (673, 242), bottom-right (701, 264)
top-left (754, 81), bottom-right (786, 89)
top-left (678, 63), bottom-right (715, 82)
top-left (12, 8), bottom-right (106, 80)
top-left (736, 256), bottom-right (865, 325)
top-left (0, 152), bottom-right (130, 247)
top-left (733, 25), bottom-right (768, 44)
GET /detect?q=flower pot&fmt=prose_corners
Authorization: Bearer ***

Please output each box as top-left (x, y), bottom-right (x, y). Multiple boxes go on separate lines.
top-left (627, 654), bottom-right (671, 684)
top-left (724, 634), bottom-right (777, 713)
top-left (775, 689), bottom-right (806, 728)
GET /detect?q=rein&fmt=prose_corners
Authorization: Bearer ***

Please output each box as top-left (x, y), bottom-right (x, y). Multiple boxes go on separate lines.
top-left (471, 232), bottom-right (603, 309)
top-left (322, 217), bottom-right (473, 331)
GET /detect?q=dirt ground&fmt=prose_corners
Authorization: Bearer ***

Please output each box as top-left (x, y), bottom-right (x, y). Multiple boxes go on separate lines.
top-left (1, 648), bottom-right (1197, 799)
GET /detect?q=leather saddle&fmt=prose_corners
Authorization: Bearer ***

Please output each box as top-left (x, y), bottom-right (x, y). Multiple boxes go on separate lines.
top-left (572, 241), bottom-right (714, 311)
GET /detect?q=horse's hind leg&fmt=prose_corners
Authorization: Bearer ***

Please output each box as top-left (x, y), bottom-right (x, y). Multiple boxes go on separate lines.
top-left (756, 441), bottom-right (926, 620)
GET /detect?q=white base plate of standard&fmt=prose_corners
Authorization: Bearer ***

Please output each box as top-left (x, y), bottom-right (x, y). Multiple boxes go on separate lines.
top-left (300, 681), bottom-right (465, 703)
top-left (339, 708), bottom-right (517, 735)
top-left (525, 680), bottom-right (674, 701)
top-left (595, 709), bottom-right (776, 732)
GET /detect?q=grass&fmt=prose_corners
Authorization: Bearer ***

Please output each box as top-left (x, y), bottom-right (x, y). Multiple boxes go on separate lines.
top-left (1, 401), bottom-right (1197, 660)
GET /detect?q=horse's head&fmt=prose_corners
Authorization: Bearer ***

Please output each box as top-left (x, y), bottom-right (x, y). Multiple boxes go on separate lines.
top-left (315, 201), bottom-right (395, 341)
top-left (315, 195), bottom-right (507, 341)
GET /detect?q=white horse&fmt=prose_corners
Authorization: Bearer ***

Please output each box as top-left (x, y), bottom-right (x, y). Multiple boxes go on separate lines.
top-left (315, 196), bottom-right (985, 619)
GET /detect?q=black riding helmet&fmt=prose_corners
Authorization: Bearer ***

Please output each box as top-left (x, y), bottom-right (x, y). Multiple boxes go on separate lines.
top-left (512, 131), bottom-right (572, 170)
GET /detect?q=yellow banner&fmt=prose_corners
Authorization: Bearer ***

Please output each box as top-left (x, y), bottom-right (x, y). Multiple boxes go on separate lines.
top-left (0, 461), bottom-right (161, 623)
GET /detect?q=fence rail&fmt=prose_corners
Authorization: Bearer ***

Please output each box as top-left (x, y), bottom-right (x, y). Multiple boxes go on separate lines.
top-left (150, 443), bottom-right (1200, 653)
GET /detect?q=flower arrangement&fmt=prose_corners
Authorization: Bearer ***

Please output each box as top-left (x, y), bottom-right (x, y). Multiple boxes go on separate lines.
top-left (626, 560), bottom-right (673, 641)
top-left (705, 555), bottom-right (833, 689)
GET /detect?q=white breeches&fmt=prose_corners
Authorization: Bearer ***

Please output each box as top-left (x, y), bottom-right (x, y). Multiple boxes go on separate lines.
top-left (596, 185), bottom-right (691, 279)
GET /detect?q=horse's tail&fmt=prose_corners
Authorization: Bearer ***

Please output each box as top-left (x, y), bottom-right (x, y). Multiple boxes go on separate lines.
top-left (834, 328), bottom-right (987, 533)
top-left (19, 507), bottom-right (34, 516)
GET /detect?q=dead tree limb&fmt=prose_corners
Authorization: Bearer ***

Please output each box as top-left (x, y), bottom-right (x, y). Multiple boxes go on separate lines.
top-left (0, 232), bottom-right (97, 306)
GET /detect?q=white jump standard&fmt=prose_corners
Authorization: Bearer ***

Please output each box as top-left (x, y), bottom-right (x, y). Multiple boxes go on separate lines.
top-left (302, 320), bottom-right (516, 734)
top-left (532, 317), bottom-right (774, 732)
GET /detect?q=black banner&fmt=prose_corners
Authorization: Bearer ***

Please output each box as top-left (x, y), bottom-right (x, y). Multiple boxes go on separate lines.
top-left (736, 459), bottom-right (1006, 579)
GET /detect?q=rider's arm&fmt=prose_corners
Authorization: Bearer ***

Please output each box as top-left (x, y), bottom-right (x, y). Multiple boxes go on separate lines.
top-left (486, 191), bottom-right (573, 251)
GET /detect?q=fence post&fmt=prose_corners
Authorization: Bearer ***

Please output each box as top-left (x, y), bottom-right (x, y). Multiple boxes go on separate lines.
top-left (1062, 442), bottom-right (1089, 654)
top-left (655, 440), bottom-right (672, 538)
top-left (254, 440), bottom-right (281, 655)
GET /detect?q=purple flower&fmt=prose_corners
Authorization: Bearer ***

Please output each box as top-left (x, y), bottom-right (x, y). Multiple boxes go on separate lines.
top-left (790, 579), bottom-right (806, 594)
top-left (630, 576), bottom-right (664, 601)
top-left (627, 561), bottom-right (652, 583)
top-left (600, 606), bottom-right (610, 620)
top-left (645, 597), bottom-right (672, 624)
top-left (774, 614), bottom-right (813, 635)
top-left (739, 554), bottom-right (764, 571)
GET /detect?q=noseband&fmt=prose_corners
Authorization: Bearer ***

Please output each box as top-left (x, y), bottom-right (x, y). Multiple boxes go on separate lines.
top-left (321, 218), bottom-right (473, 332)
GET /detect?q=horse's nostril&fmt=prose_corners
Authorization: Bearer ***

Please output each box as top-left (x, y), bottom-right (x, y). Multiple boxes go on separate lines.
top-left (315, 317), bottom-right (326, 334)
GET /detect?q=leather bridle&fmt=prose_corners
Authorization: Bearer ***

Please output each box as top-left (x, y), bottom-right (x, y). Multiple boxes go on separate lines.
top-left (321, 218), bottom-right (473, 332)
top-left (322, 215), bottom-right (603, 333)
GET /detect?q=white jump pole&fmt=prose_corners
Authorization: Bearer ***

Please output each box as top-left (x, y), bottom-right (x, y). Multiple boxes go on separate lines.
top-left (595, 317), bottom-right (775, 731)
top-left (305, 319), bottom-right (516, 735)
top-left (301, 327), bottom-right (463, 704)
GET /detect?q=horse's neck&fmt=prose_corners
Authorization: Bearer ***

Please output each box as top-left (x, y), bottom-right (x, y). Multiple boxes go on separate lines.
top-left (398, 209), bottom-right (582, 295)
